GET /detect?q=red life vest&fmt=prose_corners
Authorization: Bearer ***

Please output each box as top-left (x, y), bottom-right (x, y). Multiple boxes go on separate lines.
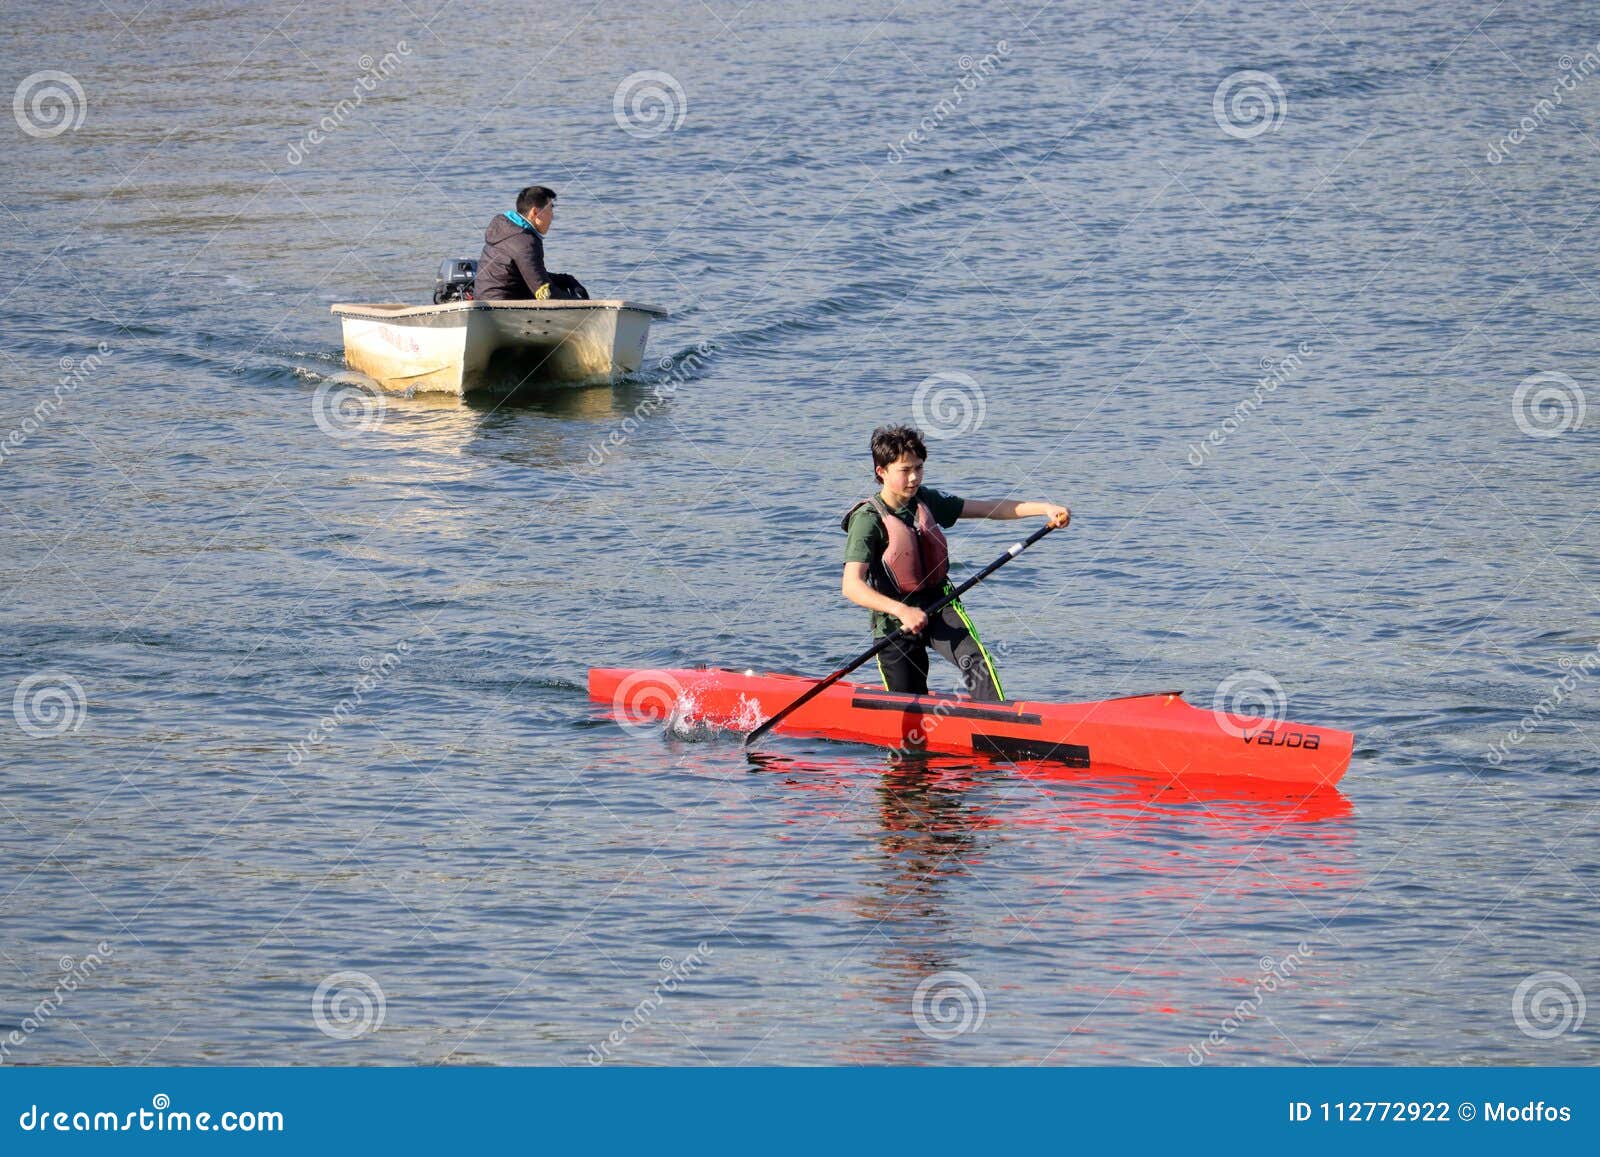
top-left (843, 494), bottom-right (950, 597)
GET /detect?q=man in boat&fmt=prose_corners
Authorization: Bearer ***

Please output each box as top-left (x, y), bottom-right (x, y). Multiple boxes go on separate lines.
top-left (474, 185), bottom-right (589, 301)
top-left (841, 425), bottom-right (1069, 702)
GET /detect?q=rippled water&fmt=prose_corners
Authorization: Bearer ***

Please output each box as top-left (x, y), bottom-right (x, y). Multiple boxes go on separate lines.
top-left (2, 0), bottom-right (1597, 1066)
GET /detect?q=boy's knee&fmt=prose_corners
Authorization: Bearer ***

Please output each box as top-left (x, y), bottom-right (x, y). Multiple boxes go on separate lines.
top-left (959, 656), bottom-right (1003, 702)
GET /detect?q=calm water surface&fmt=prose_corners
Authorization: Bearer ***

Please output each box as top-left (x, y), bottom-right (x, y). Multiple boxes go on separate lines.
top-left (1, 0), bottom-right (1597, 1065)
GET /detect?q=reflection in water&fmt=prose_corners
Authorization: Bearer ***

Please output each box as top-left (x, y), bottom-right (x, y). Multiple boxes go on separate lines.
top-left (304, 375), bottom-right (686, 528)
top-left (868, 759), bottom-right (996, 917)
top-left (381, 378), bottom-right (682, 478)
top-left (814, 759), bottom-right (1001, 965)
top-left (748, 748), bottom-right (1357, 1064)
top-left (362, 369), bottom-right (671, 420)
top-left (461, 380), bottom-right (638, 420)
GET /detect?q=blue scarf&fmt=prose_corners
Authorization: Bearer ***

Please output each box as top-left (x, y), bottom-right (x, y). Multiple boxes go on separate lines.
top-left (504, 209), bottom-right (535, 231)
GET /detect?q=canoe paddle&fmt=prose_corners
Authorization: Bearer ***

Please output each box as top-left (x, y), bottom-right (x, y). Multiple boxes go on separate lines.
top-left (744, 518), bottom-right (1065, 747)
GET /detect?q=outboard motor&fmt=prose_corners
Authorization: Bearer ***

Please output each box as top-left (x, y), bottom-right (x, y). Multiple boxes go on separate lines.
top-left (432, 258), bottom-right (477, 304)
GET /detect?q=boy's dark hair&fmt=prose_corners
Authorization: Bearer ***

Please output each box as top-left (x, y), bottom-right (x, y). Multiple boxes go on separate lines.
top-left (870, 425), bottom-right (928, 475)
top-left (516, 185), bottom-right (557, 215)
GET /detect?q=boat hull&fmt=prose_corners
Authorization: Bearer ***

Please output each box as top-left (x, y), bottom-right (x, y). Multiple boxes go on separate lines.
top-left (588, 667), bottom-right (1353, 788)
top-left (331, 299), bottom-right (668, 394)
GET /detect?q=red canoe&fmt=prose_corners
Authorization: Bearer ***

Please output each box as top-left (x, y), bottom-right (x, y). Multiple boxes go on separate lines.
top-left (588, 668), bottom-right (1352, 788)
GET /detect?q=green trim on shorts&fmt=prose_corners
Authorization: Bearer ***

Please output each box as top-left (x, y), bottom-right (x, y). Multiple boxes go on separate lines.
top-left (949, 598), bottom-right (1005, 701)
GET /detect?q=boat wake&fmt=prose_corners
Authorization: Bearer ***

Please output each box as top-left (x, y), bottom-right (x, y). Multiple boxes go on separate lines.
top-left (624, 274), bottom-right (920, 389)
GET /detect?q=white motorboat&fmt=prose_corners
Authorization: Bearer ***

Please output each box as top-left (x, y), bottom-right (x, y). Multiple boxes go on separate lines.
top-left (330, 298), bottom-right (669, 395)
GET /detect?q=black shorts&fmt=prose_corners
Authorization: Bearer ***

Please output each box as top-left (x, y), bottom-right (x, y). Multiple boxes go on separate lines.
top-left (874, 601), bottom-right (1004, 702)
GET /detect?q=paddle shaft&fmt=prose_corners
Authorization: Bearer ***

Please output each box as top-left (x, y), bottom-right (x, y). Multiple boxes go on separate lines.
top-left (743, 520), bottom-right (1061, 746)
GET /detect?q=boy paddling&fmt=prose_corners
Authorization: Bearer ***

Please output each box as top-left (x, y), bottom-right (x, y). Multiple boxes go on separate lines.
top-left (841, 426), bottom-right (1070, 702)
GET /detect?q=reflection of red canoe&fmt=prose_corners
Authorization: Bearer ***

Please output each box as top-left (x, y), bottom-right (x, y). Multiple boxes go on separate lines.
top-left (588, 668), bottom-right (1353, 788)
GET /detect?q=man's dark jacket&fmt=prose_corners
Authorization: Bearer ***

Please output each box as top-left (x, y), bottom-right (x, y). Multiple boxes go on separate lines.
top-left (475, 213), bottom-right (549, 300)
